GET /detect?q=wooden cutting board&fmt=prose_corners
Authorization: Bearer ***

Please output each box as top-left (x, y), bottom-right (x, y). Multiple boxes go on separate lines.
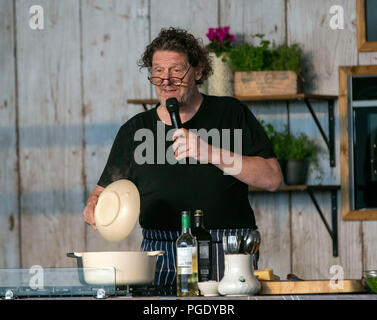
top-left (259, 280), bottom-right (365, 294)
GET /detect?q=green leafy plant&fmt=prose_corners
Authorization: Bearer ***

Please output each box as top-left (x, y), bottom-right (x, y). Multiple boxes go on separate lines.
top-left (259, 120), bottom-right (320, 165)
top-left (271, 43), bottom-right (302, 73)
top-left (227, 34), bottom-right (302, 73)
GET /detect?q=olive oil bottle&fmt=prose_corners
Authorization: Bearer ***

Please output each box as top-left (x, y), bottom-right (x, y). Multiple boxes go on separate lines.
top-left (191, 210), bottom-right (212, 282)
top-left (176, 211), bottom-right (199, 297)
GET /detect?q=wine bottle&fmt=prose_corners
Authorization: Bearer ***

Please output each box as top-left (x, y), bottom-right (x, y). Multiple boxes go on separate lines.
top-left (191, 209), bottom-right (213, 282)
top-left (176, 211), bottom-right (199, 297)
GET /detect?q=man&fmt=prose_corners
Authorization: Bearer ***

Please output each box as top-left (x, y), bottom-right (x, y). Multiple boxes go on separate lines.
top-left (83, 27), bottom-right (282, 287)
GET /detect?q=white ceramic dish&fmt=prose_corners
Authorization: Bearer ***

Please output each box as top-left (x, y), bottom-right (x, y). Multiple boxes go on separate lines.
top-left (198, 281), bottom-right (220, 296)
top-left (94, 179), bottom-right (140, 242)
top-left (68, 251), bottom-right (164, 285)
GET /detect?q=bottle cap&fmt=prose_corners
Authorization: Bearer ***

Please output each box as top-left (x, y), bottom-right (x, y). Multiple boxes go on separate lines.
top-left (194, 210), bottom-right (203, 216)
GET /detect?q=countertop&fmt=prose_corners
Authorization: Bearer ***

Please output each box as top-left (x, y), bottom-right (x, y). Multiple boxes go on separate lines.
top-left (10, 293), bottom-right (377, 300)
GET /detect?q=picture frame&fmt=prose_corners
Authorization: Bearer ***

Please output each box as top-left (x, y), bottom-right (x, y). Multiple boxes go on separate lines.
top-left (339, 65), bottom-right (377, 220)
top-left (356, 0), bottom-right (377, 52)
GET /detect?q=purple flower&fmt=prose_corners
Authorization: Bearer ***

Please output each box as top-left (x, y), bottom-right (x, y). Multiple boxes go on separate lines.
top-left (206, 26), bottom-right (236, 56)
top-left (207, 26), bottom-right (235, 43)
top-left (206, 28), bottom-right (216, 41)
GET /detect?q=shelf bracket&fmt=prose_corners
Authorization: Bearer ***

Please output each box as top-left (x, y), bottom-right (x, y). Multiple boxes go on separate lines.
top-left (306, 189), bottom-right (338, 257)
top-left (303, 98), bottom-right (335, 167)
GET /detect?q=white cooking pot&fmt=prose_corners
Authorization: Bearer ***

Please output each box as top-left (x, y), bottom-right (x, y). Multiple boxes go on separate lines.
top-left (67, 251), bottom-right (164, 286)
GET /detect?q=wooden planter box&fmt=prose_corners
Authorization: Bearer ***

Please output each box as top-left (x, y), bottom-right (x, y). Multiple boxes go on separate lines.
top-left (234, 70), bottom-right (301, 96)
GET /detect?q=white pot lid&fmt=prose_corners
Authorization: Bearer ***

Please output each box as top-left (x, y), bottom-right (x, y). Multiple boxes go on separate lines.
top-left (94, 179), bottom-right (140, 242)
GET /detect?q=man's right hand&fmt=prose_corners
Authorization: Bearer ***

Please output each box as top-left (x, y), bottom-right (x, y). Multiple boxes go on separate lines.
top-left (83, 185), bottom-right (104, 230)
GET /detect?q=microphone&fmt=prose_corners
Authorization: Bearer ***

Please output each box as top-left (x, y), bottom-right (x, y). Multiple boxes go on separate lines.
top-left (166, 98), bottom-right (182, 129)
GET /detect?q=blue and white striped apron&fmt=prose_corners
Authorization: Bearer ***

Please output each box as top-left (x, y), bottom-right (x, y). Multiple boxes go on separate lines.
top-left (140, 228), bottom-right (259, 287)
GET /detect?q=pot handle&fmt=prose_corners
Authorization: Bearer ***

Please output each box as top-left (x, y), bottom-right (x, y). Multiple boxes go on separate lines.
top-left (146, 250), bottom-right (165, 257)
top-left (67, 252), bottom-right (83, 258)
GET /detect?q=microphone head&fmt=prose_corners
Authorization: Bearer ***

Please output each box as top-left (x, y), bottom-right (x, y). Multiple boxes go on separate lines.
top-left (166, 98), bottom-right (179, 113)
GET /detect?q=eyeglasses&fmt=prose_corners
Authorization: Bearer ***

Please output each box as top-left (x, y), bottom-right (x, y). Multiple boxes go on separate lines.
top-left (148, 66), bottom-right (191, 86)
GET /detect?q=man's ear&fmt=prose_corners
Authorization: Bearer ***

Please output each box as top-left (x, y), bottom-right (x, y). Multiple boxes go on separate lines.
top-left (194, 66), bottom-right (203, 82)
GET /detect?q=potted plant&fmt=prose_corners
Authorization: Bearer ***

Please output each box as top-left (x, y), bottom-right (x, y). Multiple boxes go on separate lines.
top-left (260, 120), bottom-right (320, 185)
top-left (204, 26), bottom-right (236, 96)
top-left (227, 34), bottom-right (303, 97)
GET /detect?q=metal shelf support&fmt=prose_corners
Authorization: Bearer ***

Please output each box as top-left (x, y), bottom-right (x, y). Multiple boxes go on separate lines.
top-left (303, 98), bottom-right (336, 167)
top-left (307, 189), bottom-right (338, 257)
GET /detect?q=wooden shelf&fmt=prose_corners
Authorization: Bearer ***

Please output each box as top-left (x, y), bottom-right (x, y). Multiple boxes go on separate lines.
top-left (127, 94), bottom-right (338, 105)
top-left (249, 184), bottom-right (340, 192)
top-left (236, 93), bottom-right (338, 101)
top-left (249, 184), bottom-right (340, 257)
top-left (127, 99), bottom-right (159, 104)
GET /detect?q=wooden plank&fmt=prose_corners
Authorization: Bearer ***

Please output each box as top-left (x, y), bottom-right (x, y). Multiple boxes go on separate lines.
top-left (288, 0), bottom-right (361, 280)
top-left (345, 211), bottom-right (377, 221)
top-left (260, 279), bottom-right (365, 294)
top-left (220, 0), bottom-right (286, 45)
top-left (149, 0), bottom-right (218, 101)
top-left (82, 0), bottom-right (150, 252)
top-left (248, 102), bottom-right (290, 279)
top-left (356, 0), bottom-right (367, 51)
top-left (363, 220), bottom-right (377, 271)
top-left (234, 71), bottom-right (300, 96)
top-left (358, 52), bottom-right (377, 66)
top-left (251, 193), bottom-right (291, 279)
top-left (127, 99), bottom-right (159, 105)
top-left (339, 66), bottom-right (351, 221)
top-left (288, 1), bottom-right (358, 95)
top-left (16, 0), bottom-right (85, 267)
top-left (127, 94), bottom-right (338, 105)
top-left (150, 0), bottom-right (218, 43)
top-left (249, 185), bottom-right (340, 192)
top-left (221, 0), bottom-right (290, 279)
top-left (237, 94), bottom-right (338, 101)
top-left (0, 0), bottom-right (20, 268)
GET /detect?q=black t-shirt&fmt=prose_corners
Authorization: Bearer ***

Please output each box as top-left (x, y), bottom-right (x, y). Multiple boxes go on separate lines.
top-left (98, 94), bottom-right (275, 231)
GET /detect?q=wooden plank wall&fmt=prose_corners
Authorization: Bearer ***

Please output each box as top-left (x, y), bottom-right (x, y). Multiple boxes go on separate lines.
top-left (287, 0), bottom-right (360, 279)
top-left (81, 0), bottom-right (150, 255)
top-left (0, 0), bottom-right (20, 268)
top-left (1, 0), bottom-right (376, 279)
top-left (15, 0), bottom-right (84, 267)
top-left (220, 0), bottom-right (292, 280)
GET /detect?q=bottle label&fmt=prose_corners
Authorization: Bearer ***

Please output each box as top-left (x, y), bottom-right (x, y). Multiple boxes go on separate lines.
top-left (179, 267), bottom-right (193, 275)
top-left (199, 241), bottom-right (210, 259)
top-left (177, 247), bottom-right (192, 267)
